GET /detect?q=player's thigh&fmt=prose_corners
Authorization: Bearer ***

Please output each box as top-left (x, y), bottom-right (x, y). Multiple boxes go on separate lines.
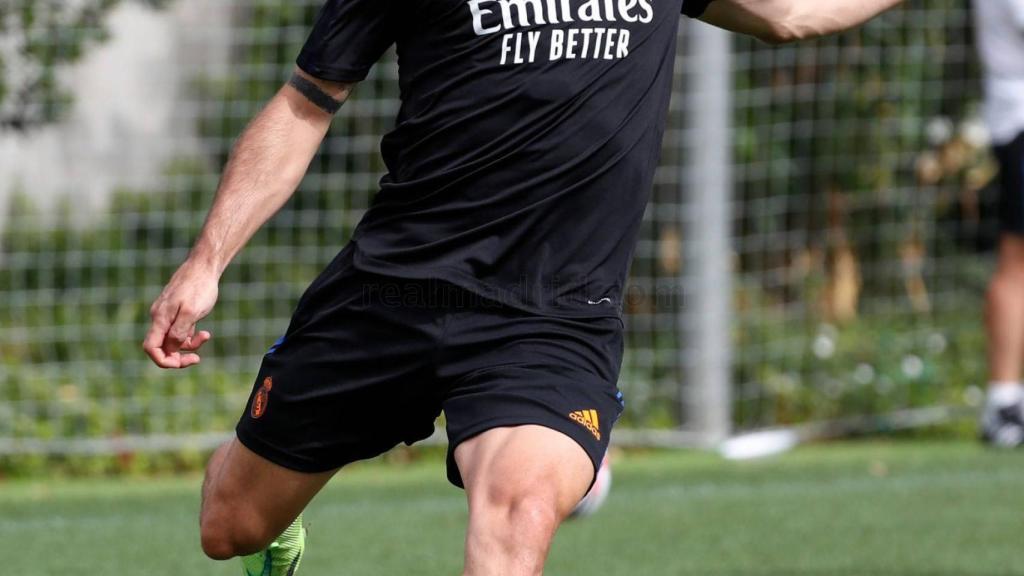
top-left (455, 425), bottom-right (594, 519)
top-left (203, 438), bottom-right (335, 533)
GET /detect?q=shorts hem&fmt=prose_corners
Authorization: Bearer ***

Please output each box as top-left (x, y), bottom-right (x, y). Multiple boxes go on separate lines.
top-left (235, 425), bottom-right (343, 474)
top-left (445, 417), bottom-right (605, 490)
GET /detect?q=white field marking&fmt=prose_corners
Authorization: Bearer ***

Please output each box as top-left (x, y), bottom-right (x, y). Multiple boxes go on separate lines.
top-left (719, 430), bottom-right (800, 460)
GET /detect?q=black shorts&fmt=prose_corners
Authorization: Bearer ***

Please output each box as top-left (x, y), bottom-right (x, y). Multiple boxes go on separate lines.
top-left (235, 244), bottom-right (625, 488)
top-left (995, 131), bottom-right (1024, 236)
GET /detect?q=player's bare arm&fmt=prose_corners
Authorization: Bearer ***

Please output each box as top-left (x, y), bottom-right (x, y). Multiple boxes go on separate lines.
top-left (701, 0), bottom-right (903, 44)
top-left (143, 69), bottom-right (353, 369)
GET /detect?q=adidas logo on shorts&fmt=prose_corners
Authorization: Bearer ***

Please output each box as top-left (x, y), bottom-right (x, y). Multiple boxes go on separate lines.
top-left (569, 409), bottom-right (601, 441)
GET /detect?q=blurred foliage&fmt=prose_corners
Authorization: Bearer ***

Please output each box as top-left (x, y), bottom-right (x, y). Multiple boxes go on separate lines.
top-left (0, 158), bottom-right (336, 443)
top-left (0, 0), bottom-right (170, 129)
top-left (0, 0), bottom-right (379, 475)
top-left (622, 1), bottom-right (990, 430)
top-left (731, 0), bottom-right (985, 309)
top-left (724, 0), bottom-right (989, 427)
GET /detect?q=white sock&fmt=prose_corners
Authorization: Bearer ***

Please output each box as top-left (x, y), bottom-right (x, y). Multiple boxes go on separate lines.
top-left (987, 382), bottom-right (1024, 407)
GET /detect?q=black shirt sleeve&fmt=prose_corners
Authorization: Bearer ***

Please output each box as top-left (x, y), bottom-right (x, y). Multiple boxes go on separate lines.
top-left (296, 0), bottom-right (398, 83)
top-left (681, 0), bottom-right (715, 18)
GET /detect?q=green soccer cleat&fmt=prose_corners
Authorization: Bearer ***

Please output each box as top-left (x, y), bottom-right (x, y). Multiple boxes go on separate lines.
top-left (241, 514), bottom-right (306, 576)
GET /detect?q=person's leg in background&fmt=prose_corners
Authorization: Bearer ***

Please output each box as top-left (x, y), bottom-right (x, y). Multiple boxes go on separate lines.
top-left (983, 236), bottom-right (1024, 446)
top-left (455, 425), bottom-right (595, 576)
top-left (986, 236), bottom-right (1024, 388)
top-left (983, 135), bottom-right (1024, 447)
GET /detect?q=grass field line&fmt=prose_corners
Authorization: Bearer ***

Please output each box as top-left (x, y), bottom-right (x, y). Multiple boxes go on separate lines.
top-left (2, 463), bottom-right (1017, 533)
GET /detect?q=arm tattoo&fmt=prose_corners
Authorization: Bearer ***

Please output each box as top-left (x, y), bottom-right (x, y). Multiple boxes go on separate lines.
top-left (288, 73), bottom-right (344, 115)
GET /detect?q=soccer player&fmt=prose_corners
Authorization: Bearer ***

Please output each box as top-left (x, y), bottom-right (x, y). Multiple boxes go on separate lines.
top-left (142, 1), bottom-right (902, 573)
top-left (976, 0), bottom-right (1024, 448)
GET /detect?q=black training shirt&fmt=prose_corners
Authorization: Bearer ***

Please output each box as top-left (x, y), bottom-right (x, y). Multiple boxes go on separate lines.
top-left (297, 0), bottom-right (715, 316)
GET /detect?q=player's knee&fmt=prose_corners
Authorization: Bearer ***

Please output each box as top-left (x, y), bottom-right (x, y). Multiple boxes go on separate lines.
top-left (200, 507), bottom-right (276, 560)
top-left (509, 494), bottom-right (561, 539)
top-left (480, 484), bottom-right (561, 539)
top-left (200, 525), bottom-right (238, 561)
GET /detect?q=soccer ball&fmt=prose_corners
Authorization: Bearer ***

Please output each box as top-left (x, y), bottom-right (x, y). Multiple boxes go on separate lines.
top-left (569, 454), bottom-right (612, 518)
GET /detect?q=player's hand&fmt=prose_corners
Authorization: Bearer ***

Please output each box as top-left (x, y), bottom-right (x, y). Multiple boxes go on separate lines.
top-left (143, 260), bottom-right (219, 369)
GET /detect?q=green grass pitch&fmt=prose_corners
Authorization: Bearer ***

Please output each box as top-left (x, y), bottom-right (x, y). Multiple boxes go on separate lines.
top-left (1, 441), bottom-right (1022, 575)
